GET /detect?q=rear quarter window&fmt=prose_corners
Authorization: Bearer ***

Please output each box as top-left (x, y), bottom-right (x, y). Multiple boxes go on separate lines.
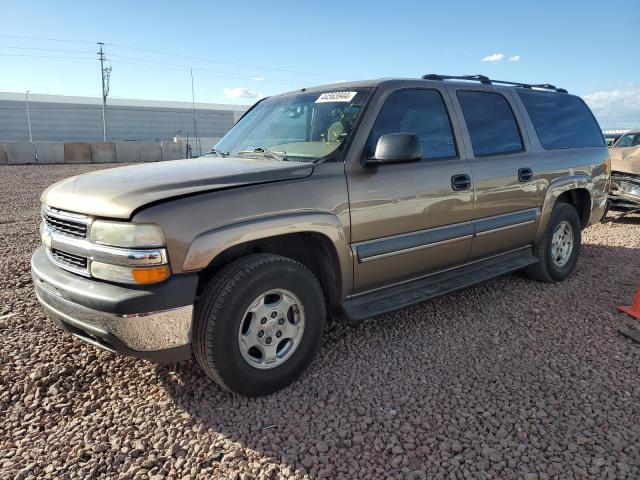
top-left (517, 91), bottom-right (604, 149)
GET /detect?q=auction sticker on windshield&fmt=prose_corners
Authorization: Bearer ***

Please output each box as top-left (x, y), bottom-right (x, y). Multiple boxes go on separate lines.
top-left (315, 91), bottom-right (357, 103)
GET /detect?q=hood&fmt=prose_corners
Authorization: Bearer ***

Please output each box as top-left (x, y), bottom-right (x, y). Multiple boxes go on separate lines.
top-left (610, 146), bottom-right (640, 175)
top-left (42, 156), bottom-right (314, 219)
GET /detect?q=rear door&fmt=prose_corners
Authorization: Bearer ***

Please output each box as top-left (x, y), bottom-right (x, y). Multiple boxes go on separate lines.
top-left (446, 85), bottom-right (540, 259)
top-left (346, 86), bottom-right (474, 293)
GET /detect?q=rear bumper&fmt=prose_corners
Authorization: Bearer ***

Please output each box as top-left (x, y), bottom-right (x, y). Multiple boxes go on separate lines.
top-left (31, 246), bottom-right (198, 362)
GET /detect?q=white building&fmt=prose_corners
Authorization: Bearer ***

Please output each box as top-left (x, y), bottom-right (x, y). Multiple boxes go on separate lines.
top-left (0, 92), bottom-right (248, 153)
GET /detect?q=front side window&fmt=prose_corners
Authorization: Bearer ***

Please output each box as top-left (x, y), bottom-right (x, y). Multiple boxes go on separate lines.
top-left (457, 91), bottom-right (524, 157)
top-left (517, 91), bottom-right (604, 149)
top-left (614, 133), bottom-right (640, 148)
top-left (366, 89), bottom-right (457, 160)
top-left (215, 88), bottom-right (372, 162)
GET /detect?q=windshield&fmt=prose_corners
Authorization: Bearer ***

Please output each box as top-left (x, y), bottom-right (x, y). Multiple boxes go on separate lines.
top-left (614, 133), bottom-right (640, 148)
top-left (215, 88), bottom-right (373, 162)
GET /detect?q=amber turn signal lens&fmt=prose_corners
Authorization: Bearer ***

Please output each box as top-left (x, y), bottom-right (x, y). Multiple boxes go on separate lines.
top-left (131, 265), bottom-right (171, 284)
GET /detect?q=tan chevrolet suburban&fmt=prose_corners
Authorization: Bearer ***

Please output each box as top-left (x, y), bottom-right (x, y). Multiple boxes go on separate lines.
top-left (32, 75), bottom-right (610, 396)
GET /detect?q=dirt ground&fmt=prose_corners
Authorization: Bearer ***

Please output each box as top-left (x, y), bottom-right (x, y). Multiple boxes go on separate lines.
top-left (1, 164), bottom-right (639, 479)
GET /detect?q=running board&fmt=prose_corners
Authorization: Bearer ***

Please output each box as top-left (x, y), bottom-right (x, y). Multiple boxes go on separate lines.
top-left (341, 248), bottom-right (537, 321)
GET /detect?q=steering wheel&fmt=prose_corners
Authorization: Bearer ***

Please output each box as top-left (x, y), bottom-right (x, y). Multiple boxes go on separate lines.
top-left (327, 121), bottom-right (345, 142)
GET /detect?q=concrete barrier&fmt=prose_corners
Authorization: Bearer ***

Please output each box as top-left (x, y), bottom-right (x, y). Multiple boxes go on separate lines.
top-left (0, 140), bottom-right (187, 165)
top-left (161, 141), bottom-right (184, 161)
top-left (5, 142), bottom-right (36, 164)
top-left (139, 141), bottom-right (162, 162)
top-left (64, 142), bottom-right (92, 164)
top-left (91, 142), bottom-right (117, 163)
top-left (35, 142), bottom-right (65, 164)
top-left (115, 142), bottom-right (140, 163)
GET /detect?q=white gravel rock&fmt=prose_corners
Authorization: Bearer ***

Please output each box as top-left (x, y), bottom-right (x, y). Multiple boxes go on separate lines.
top-left (1, 164), bottom-right (639, 479)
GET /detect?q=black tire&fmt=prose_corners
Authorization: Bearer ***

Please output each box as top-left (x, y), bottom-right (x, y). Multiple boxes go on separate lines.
top-left (193, 254), bottom-right (326, 396)
top-left (525, 202), bottom-right (581, 282)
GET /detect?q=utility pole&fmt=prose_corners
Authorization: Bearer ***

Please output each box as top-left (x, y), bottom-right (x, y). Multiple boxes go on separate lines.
top-left (25, 91), bottom-right (33, 143)
top-left (98, 42), bottom-right (112, 141)
top-left (190, 68), bottom-right (199, 156)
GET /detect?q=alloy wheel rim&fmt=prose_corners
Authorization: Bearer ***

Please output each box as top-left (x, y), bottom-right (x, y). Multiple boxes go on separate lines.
top-left (550, 220), bottom-right (574, 267)
top-left (237, 289), bottom-right (305, 369)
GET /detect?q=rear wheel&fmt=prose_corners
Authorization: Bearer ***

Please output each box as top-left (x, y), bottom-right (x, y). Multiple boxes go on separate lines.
top-left (193, 254), bottom-right (326, 396)
top-left (526, 202), bottom-right (581, 282)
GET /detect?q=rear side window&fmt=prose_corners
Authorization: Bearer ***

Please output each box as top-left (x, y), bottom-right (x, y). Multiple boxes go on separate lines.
top-left (517, 91), bottom-right (604, 149)
top-left (366, 89), bottom-right (457, 160)
top-left (457, 91), bottom-right (524, 157)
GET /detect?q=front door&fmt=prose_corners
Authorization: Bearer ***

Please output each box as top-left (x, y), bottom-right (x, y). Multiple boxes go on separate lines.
top-left (346, 87), bottom-right (474, 293)
top-left (447, 86), bottom-right (540, 260)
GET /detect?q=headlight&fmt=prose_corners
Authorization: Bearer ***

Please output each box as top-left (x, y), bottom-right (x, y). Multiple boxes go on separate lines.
top-left (617, 180), bottom-right (640, 197)
top-left (90, 220), bottom-right (165, 248)
top-left (91, 262), bottom-right (171, 284)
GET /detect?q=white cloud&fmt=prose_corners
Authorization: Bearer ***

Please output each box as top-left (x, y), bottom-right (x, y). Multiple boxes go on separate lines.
top-left (583, 85), bottom-right (640, 129)
top-left (508, 55), bottom-right (520, 62)
top-left (334, 79), bottom-right (347, 83)
top-left (252, 76), bottom-right (265, 81)
top-left (223, 87), bottom-right (262, 100)
top-left (482, 53), bottom-right (504, 62)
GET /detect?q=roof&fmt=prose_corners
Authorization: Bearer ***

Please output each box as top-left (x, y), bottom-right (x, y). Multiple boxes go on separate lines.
top-left (276, 75), bottom-right (569, 98)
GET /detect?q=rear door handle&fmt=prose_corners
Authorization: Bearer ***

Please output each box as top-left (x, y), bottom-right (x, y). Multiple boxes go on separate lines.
top-left (518, 167), bottom-right (534, 182)
top-left (451, 174), bottom-right (472, 191)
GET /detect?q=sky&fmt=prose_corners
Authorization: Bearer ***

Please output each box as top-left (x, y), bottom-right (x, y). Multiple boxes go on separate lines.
top-left (1, 0), bottom-right (639, 129)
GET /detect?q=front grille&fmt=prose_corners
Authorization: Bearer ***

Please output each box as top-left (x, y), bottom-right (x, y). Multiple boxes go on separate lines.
top-left (43, 208), bottom-right (88, 239)
top-left (50, 248), bottom-right (88, 271)
top-left (612, 171), bottom-right (640, 180)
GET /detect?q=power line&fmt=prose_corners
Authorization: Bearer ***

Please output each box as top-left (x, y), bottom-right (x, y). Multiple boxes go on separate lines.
top-left (0, 53), bottom-right (94, 60)
top-left (0, 51), bottom-right (306, 89)
top-left (105, 41), bottom-right (337, 79)
top-left (0, 34), bottom-right (337, 79)
top-left (108, 55), bottom-right (303, 85)
top-left (0, 50), bottom-right (309, 86)
top-left (0, 34), bottom-right (95, 44)
top-left (0, 45), bottom-right (95, 55)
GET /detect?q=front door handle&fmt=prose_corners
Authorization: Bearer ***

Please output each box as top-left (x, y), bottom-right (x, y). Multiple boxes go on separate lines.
top-left (518, 167), bottom-right (534, 182)
top-left (451, 174), bottom-right (472, 191)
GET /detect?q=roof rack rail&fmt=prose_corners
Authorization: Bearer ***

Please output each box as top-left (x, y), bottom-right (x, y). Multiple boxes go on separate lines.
top-left (421, 74), bottom-right (568, 93)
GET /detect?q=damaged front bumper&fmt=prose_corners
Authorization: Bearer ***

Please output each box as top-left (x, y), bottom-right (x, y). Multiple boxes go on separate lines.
top-left (609, 172), bottom-right (640, 209)
top-left (31, 246), bottom-right (198, 362)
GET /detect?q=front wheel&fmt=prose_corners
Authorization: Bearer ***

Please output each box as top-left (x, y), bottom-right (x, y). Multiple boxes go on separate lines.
top-left (525, 202), bottom-right (581, 282)
top-left (193, 254), bottom-right (326, 396)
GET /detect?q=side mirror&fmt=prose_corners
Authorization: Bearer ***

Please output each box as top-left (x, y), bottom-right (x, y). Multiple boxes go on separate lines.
top-left (364, 133), bottom-right (422, 166)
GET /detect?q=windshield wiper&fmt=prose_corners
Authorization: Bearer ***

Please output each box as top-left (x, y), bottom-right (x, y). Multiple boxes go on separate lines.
top-left (234, 147), bottom-right (287, 161)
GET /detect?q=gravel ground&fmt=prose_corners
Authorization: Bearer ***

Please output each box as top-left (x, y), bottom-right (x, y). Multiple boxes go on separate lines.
top-left (1, 164), bottom-right (639, 480)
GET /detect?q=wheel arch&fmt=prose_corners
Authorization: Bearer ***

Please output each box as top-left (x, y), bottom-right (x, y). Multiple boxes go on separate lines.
top-left (183, 213), bottom-right (353, 305)
top-left (536, 174), bottom-right (593, 242)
